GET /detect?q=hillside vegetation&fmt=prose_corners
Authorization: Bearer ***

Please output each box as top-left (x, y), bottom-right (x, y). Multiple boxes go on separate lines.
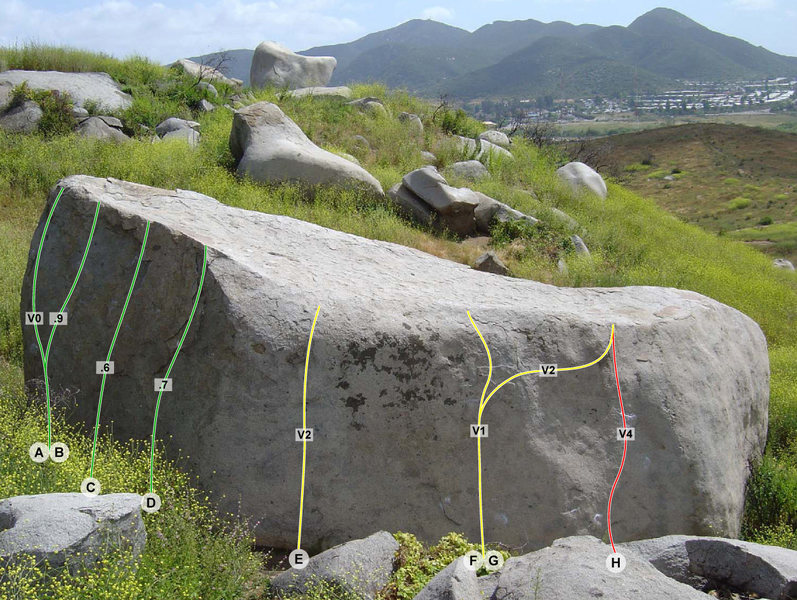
top-left (570, 123), bottom-right (797, 263)
top-left (0, 45), bottom-right (796, 598)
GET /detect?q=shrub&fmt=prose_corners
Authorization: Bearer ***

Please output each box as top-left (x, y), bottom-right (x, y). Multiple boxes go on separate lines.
top-left (723, 177), bottom-right (741, 185)
top-left (435, 107), bottom-right (483, 138)
top-left (9, 83), bottom-right (76, 137)
top-left (384, 532), bottom-right (509, 600)
top-left (758, 216), bottom-right (773, 226)
top-left (729, 197), bottom-right (752, 210)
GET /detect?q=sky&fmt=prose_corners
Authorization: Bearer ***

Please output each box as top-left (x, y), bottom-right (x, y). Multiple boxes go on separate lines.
top-left (2, 0), bottom-right (797, 64)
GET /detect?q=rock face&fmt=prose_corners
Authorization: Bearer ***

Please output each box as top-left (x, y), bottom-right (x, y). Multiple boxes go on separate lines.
top-left (623, 535), bottom-right (797, 600)
top-left (480, 536), bottom-right (708, 600)
top-left (0, 71), bottom-right (132, 111)
top-left (230, 101), bottom-right (383, 195)
top-left (557, 161), bottom-right (608, 199)
top-left (171, 58), bottom-right (243, 88)
top-left (272, 531), bottom-right (398, 599)
top-left (0, 100), bottom-right (43, 133)
top-left (0, 493), bottom-right (145, 571)
top-left (76, 116), bottom-right (129, 142)
top-left (23, 176), bottom-right (769, 550)
top-left (250, 42), bottom-right (336, 89)
top-left (288, 86), bottom-right (353, 100)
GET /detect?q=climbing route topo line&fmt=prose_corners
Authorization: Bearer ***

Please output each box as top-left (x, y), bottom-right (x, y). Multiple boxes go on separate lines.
top-left (31, 188), bottom-right (101, 450)
top-left (89, 221), bottom-right (151, 479)
top-left (149, 244), bottom-right (208, 493)
top-left (467, 314), bottom-right (617, 559)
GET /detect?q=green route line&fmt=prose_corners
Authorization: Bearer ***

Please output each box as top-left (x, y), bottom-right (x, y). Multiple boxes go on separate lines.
top-left (149, 245), bottom-right (208, 493)
top-left (31, 190), bottom-right (101, 449)
top-left (89, 221), bottom-right (151, 479)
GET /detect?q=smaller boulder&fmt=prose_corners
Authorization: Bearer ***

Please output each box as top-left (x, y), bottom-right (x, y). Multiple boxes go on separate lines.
top-left (478, 139), bottom-right (513, 162)
top-left (0, 493), bottom-right (145, 572)
top-left (453, 135), bottom-right (479, 156)
top-left (76, 116), bottom-right (129, 142)
top-left (71, 106), bottom-right (89, 119)
top-left (557, 161), bottom-right (608, 199)
top-left (622, 535), bottom-right (797, 600)
top-left (445, 160), bottom-right (489, 182)
top-left (402, 167), bottom-right (480, 235)
top-left (230, 102), bottom-right (383, 195)
top-left (348, 97), bottom-right (387, 117)
top-left (96, 115), bottom-right (123, 129)
top-left (351, 134), bottom-right (371, 152)
top-left (155, 117), bottom-right (200, 137)
top-left (271, 531), bottom-right (398, 600)
top-left (289, 86), bottom-right (352, 100)
top-left (197, 81), bottom-right (218, 97)
top-left (199, 99), bottom-right (215, 112)
top-left (479, 130), bottom-right (511, 148)
top-left (250, 42), bottom-right (336, 89)
top-left (548, 207), bottom-right (579, 231)
top-left (162, 127), bottom-right (200, 147)
top-left (474, 196), bottom-right (538, 234)
top-left (414, 557), bottom-right (481, 600)
top-left (172, 58), bottom-right (243, 88)
top-left (421, 151), bottom-right (437, 164)
top-left (388, 183), bottom-right (436, 227)
top-left (571, 234), bottom-right (590, 256)
top-left (0, 100), bottom-right (43, 134)
top-left (398, 112), bottom-right (423, 137)
top-left (774, 258), bottom-right (795, 271)
top-left (473, 252), bottom-right (509, 276)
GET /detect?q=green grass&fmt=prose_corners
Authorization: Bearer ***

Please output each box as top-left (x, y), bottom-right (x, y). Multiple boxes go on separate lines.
top-left (727, 222), bottom-right (797, 259)
top-left (0, 372), bottom-right (264, 599)
top-left (1, 44), bottom-right (797, 597)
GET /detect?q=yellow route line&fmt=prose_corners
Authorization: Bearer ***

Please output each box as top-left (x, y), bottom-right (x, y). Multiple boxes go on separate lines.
top-left (468, 316), bottom-right (615, 557)
top-left (297, 305), bottom-right (321, 551)
top-left (467, 311), bottom-right (493, 557)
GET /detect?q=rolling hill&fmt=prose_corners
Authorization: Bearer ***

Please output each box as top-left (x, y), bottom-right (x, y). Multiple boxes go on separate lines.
top-left (571, 123), bottom-right (797, 263)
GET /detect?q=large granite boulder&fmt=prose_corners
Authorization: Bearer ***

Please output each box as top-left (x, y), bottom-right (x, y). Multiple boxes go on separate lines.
top-left (0, 493), bottom-right (145, 571)
top-left (0, 100), bottom-right (43, 133)
top-left (622, 535), bottom-right (797, 600)
top-left (557, 161), bottom-right (608, 199)
top-left (230, 101), bottom-right (383, 194)
top-left (23, 176), bottom-right (769, 550)
top-left (250, 42), bottom-right (336, 89)
top-left (272, 531), bottom-right (398, 599)
top-left (171, 58), bottom-right (243, 88)
top-left (773, 258), bottom-right (795, 271)
top-left (0, 71), bottom-right (132, 111)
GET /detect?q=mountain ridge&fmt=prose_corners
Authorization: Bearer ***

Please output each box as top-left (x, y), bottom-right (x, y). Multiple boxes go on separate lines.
top-left (189, 7), bottom-right (797, 97)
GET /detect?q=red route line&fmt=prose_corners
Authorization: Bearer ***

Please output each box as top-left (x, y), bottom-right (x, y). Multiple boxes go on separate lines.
top-left (607, 330), bottom-right (627, 553)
